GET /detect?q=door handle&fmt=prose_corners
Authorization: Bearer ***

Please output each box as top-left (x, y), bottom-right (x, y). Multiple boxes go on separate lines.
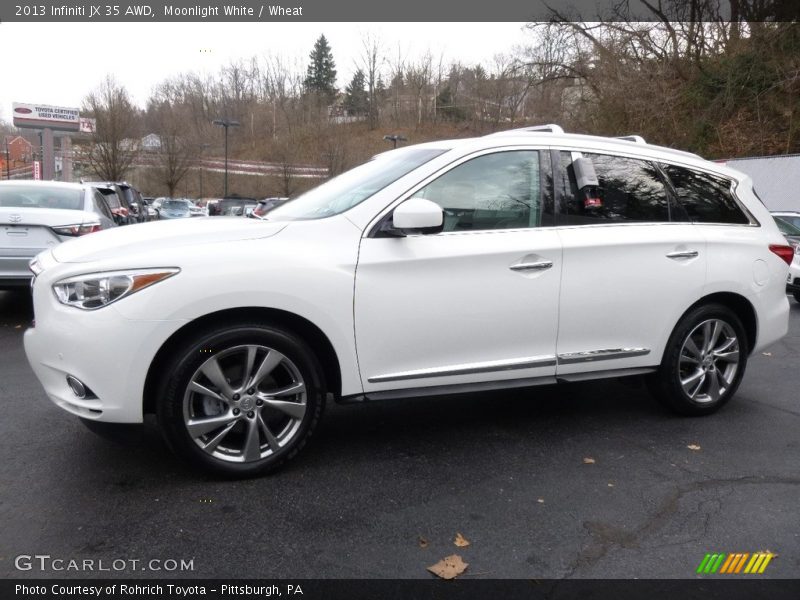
top-left (666, 250), bottom-right (699, 260)
top-left (510, 260), bottom-right (553, 272)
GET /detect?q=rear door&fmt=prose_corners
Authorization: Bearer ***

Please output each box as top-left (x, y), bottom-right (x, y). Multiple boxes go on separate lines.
top-left (554, 150), bottom-right (707, 375)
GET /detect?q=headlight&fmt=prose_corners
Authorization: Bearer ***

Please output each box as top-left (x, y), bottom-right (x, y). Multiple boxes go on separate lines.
top-left (52, 268), bottom-right (179, 310)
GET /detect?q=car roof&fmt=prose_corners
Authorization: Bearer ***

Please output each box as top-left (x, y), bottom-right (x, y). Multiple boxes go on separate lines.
top-left (387, 126), bottom-right (748, 183)
top-left (0, 180), bottom-right (89, 191)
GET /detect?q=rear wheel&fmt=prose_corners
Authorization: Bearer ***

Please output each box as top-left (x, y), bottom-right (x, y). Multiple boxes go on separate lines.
top-left (648, 304), bottom-right (747, 416)
top-left (156, 323), bottom-right (325, 477)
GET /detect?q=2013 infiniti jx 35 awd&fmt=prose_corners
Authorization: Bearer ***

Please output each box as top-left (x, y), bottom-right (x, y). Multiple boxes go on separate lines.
top-left (24, 126), bottom-right (791, 477)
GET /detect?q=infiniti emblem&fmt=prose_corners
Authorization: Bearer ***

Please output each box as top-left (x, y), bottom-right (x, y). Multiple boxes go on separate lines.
top-left (9, 214), bottom-right (22, 224)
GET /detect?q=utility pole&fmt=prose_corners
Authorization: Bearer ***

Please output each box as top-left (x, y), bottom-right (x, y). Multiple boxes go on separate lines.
top-left (4, 137), bottom-right (10, 180)
top-left (212, 118), bottom-right (240, 197)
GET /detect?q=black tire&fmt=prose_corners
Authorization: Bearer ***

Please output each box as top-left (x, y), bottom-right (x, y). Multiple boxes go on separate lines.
top-left (156, 323), bottom-right (326, 478)
top-left (793, 291), bottom-right (800, 303)
top-left (647, 303), bottom-right (748, 416)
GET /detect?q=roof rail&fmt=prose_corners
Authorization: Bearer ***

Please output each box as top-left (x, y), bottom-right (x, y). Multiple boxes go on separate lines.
top-left (486, 124), bottom-right (565, 136)
top-left (616, 135), bottom-right (646, 144)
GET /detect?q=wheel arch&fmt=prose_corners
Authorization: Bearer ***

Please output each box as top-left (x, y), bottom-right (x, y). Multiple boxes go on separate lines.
top-left (143, 307), bottom-right (342, 415)
top-left (667, 292), bottom-right (757, 360)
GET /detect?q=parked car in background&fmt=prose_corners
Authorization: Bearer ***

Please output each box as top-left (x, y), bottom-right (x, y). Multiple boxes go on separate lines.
top-left (773, 214), bottom-right (800, 247)
top-left (142, 197), bottom-right (159, 220)
top-left (84, 182), bottom-right (135, 225)
top-left (188, 201), bottom-right (207, 217)
top-left (0, 180), bottom-right (116, 288)
top-left (205, 199), bottom-right (220, 216)
top-left (251, 197), bottom-right (290, 219)
top-left (211, 196), bottom-right (259, 217)
top-left (117, 182), bottom-right (149, 223)
top-left (772, 212), bottom-right (800, 233)
top-left (157, 198), bottom-right (194, 219)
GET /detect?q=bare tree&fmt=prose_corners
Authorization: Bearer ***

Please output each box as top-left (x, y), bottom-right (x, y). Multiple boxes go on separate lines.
top-left (147, 85), bottom-right (196, 198)
top-left (360, 33), bottom-right (385, 130)
top-left (83, 75), bottom-right (139, 181)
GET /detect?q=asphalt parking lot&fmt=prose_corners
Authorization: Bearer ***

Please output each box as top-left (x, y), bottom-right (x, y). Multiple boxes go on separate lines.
top-left (1, 288), bottom-right (799, 580)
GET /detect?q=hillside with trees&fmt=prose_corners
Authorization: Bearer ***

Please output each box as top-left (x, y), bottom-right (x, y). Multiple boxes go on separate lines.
top-left (5, 2), bottom-right (796, 198)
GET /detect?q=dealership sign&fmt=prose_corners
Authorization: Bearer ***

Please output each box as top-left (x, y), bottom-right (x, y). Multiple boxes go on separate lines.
top-left (13, 102), bottom-right (81, 132)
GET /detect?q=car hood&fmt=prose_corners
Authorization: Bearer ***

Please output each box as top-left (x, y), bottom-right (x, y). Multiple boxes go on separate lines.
top-left (52, 217), bottom-right (288, 263)
top-left (0, 207), bottom-right (97, 227)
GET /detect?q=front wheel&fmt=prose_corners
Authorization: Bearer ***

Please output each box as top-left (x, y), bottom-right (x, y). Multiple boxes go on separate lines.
top-left (156, 323), bottom-right (326, 477)
top-left (648, 304), bottom-right (747, 416)
top-left (793, 291), bottom-right (800, 303)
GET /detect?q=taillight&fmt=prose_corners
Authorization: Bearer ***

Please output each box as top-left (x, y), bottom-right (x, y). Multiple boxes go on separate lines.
top-left (52, 223), bottom-right (102, 237)
top-left (769, 244), bottom-right (794, 265)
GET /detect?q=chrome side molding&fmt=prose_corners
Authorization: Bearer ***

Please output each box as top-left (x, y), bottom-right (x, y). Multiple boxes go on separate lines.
top-left (557, 348), bottom-right (650, 365)
top-left (368, 355), bottom-right (558, 383)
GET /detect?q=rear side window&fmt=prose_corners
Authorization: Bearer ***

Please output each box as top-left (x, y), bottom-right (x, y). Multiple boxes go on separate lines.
top-left (557, 152), bottom-right (671, 225)
top-left (93, 191), bottom-right (114, 219)
top-left (661, 164), bottom-right (750, 224)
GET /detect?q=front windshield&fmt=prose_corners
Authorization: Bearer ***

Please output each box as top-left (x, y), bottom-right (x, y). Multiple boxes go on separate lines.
top-left (267, 147), bottom-right (448, 220)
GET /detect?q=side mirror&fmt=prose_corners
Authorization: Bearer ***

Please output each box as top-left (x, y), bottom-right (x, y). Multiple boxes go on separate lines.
top-left (391, 198), bottom-right (444, 235)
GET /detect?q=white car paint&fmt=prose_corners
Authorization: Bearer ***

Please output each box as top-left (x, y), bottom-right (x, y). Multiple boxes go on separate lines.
top-left (24, 129), bottom-right (791, 427)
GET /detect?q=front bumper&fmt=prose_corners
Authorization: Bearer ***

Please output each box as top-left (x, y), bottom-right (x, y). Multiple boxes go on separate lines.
top-left (24, 275), bottom-right (187, 423)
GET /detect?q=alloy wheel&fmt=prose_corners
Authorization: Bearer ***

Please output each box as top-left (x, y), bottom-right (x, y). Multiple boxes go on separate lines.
top-left (678, 319), bottom-right (740, 404)
top-left (182, 344), bottom-right (307, 463)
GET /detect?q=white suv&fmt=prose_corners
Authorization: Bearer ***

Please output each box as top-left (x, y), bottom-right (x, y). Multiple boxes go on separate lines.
top-left (24, 126), bottom-right (792, 477)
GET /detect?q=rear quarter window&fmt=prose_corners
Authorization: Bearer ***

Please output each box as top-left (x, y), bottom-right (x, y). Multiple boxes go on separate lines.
top-left (661, 164), bottom-right (750, 225)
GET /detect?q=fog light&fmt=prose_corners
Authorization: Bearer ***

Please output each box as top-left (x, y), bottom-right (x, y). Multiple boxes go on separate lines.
top-left (66, 375), bottom-right (87, 399)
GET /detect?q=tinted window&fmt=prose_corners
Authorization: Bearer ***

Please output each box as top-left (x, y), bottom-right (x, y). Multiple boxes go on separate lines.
top-left (93, 191), bottom-right (113, 219)
top-left (558, 152), bottom-right (670, 225)
top-left (97, 189), bottom-right (121, 209)
top-left (662, 164), bottom-right (749, 224)
top-left (416, 150), bottom-right (548, 231)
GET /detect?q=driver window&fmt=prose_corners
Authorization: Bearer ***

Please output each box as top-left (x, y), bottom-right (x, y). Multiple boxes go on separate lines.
top-left (417, 150), bottom-right (547, 231)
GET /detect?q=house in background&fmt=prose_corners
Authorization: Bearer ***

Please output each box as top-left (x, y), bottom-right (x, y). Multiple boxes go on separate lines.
top-left (3, 135), bottom-right (34, 168)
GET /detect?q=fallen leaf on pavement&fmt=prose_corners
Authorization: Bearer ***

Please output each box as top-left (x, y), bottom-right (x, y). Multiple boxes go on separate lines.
top-left (428, 554), bottom-right (468, 579)
top-left (583, 457), bottom-right (596, 464)
top-left (687, 444), bottom-right (701, 451)
top-left (418, 536), bottom-right (429, 549)
top-left (14, 325), bottom-right (21, 329)
top-left (454, 532), bottom-right (470, 547)
top-left (607, 483), bottom-right (614, 487)
top-left (537, 498), bottom-right (545, 503)
top-left (762, 352), bottom-right (772, 356)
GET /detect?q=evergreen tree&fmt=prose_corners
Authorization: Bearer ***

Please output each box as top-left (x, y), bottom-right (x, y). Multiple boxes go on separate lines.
top-left (304, 34), bottom-right (338, 103)
top-left (344, 69), bottom-right (369, 116)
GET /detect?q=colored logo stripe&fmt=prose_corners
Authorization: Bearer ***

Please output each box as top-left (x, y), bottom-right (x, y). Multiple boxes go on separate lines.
top-left (698, 552), bottom-right (774, 574)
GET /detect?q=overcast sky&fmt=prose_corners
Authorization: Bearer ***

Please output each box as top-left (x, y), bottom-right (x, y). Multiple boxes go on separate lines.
top-left (0, 22), bottom-right (533, 121)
